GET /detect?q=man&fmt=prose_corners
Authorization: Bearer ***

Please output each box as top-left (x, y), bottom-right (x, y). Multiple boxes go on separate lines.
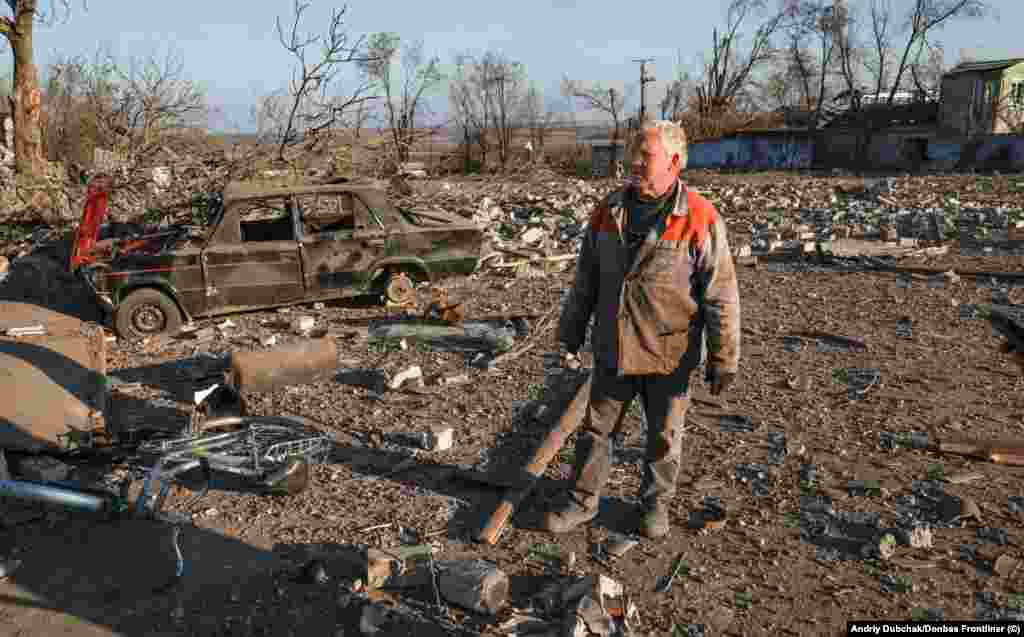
top-left (545, 120), bottom-right (741, 539)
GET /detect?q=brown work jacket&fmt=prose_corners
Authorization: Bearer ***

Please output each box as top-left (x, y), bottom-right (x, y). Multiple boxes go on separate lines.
top-left (557, 179), bottom-right (741, 377)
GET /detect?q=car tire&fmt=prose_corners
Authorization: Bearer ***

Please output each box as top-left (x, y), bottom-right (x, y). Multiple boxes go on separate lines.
top-left (115, 288), bottom-right (183, 340)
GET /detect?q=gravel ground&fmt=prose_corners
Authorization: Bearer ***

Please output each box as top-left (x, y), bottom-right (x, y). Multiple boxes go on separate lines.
top-left (0, 171), bottom-right (1022, 636)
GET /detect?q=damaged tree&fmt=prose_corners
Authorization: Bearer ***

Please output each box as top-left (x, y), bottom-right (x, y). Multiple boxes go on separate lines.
top-left (88, 44), bottom-right (207, 163)
top-left (519, 84), bottom-right (559, 162)
top-left (691, 0), bottom-right (784, 138)
top-left (1, 0), bottom-right (80, 177)
top-left (885, 0), bottom-right (988, 107)
top-left (658, 51), bottom-right (691, 121)
top-left (360, 32), bottom-right (442, 166)
top-left (561, 78), bottom-right (625, 146)
top-left (270, 0), bottom-right (376, 164)
top-left (482, 51), bottom-right (525, 170)
top-left (449, 52), bottom-right (486, 173)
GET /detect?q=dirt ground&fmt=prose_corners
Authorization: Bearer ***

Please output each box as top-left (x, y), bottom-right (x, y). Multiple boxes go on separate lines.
top-left (1, 170), bottom-right (1024, 636)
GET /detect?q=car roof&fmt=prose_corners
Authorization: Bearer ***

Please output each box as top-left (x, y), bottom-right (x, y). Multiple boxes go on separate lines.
top-left (222, 179), bottom-right (389, 203)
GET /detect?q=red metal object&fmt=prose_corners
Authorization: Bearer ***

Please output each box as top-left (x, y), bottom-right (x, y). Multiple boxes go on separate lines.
top-left (69, 175), bottom-right (113, 271)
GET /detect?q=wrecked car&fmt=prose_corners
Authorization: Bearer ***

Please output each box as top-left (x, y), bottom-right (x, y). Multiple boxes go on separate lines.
top-left (75, 180), bottom-right (485, 339)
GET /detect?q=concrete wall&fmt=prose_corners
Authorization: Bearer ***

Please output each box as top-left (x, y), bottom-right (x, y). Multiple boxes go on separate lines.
top-left (689, 130), bottom-right (1024, 171)
top-left (689, 135), bottom-right (813, 169)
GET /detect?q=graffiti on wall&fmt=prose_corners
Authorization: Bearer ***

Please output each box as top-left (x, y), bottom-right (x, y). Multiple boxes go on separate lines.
top-left (689, 137), bottom-right (812, 169)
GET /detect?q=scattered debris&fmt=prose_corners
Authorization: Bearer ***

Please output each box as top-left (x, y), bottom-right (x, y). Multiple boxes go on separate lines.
top-left (688, 496), bottom-right (727, 532)
top-left (735, 463), bottom-right (771, 496)
top-left (600, 532), bottom-right (640, 559)
top-left (389, 365), bottom-right (424, 390)
top-left (799, 463), bottom-right (817, 489)
top-left (896, 317), bottom-right (913, 338)
top-left (978, 527), bottom-right (1009, 546)
top-left (766, 432), bottom-right (786, 465)
top-left (719, 414), bottom-right (754, 433)
top-left (437, 559), bottom-right (509, 615)
top-left (291, 315), bottom-right (316, 335)
top-left (15, 456), bottom-right (71, 483)
top-left (387, 426), bottom-right (454, 452)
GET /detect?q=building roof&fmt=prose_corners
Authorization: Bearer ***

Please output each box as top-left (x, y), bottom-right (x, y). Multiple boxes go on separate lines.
top-left (946, 58), bottom-right (1024, 75)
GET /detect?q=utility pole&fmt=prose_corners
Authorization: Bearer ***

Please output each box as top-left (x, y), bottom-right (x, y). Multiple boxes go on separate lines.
top-left (634, 58), bottom-right (656, 123)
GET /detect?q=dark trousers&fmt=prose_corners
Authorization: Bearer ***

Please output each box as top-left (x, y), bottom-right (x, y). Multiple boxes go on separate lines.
top-left (569, 364), bottom-right (691, 510)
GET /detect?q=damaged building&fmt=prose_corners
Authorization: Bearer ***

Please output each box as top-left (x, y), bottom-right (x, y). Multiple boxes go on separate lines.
top-left (689, 56), bottom-right (1024, 172)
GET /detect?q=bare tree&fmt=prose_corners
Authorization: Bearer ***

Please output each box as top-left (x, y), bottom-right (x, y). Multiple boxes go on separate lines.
top-left (782, 0), bottom-right (848, 130)
top-left (106, 46), bottom-right (207, 158)
top-left (886, 0), bottom-right (988, 105)
top-left (448, 52), bottom-right (485, 172)
top-left (519, 84), bottom-right (558, 160)
top-left (833, 0), bottom-right (862, 107)
top-left (44, 45), bottom-right (207, 168)
top-left (562, 78), bottom-right (625, 143)
top-left (562, 77), bottom-right (626, 175)
top-left (252, 89), bottom-right (290, 146)
top-left (907, 37), bottom-right (944, 99)
top-left (360, 33), bottom-right (442, 166)
top-left (783, 31), bottom-right (818, 110)
top-left (479, 51), bottom-right (524, 170)
top-left (2, 0), bottom-right (83, 176)
top-left (865, 0), bottom-right (895, 99)
top-left (272, 0), bottom-right (376, 163)
top-left (694, 0), bottom-right (785, 125)
top-left (658, 50), bottom-right (691, 120)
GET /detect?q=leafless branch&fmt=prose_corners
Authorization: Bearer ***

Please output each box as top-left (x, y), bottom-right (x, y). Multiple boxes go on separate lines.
top-left (272, 0), bottom-right (378, 163)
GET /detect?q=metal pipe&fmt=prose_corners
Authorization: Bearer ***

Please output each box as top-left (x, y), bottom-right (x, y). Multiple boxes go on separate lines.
top-left (0, 479), bottom-right (109, 513)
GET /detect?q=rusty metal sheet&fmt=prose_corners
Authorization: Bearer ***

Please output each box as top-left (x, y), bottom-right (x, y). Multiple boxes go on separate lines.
top-left (0, 302), bottom-right (107, 453)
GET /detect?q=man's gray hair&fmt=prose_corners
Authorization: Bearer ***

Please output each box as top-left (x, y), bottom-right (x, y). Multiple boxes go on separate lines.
top-left (641, 120), bottom-right (688, 169)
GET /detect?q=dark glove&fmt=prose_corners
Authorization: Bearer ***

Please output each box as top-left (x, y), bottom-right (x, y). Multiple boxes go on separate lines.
top-left (706, 368), bottom-right (735, 396)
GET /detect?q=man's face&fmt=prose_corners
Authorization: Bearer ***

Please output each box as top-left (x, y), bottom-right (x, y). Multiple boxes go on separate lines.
top-left (629, 129), bottom-right (680, 199)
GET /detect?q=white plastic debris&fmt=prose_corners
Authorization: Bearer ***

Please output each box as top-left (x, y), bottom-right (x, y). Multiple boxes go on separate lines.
top-left (217, 319), bottom-right (235, 331)
top-left (260, 334), bottom-right (278, 347)
top-left (389, 365), bottom-right (424, 390)
top-left (5, 324), bottom-right (45, 337)
top-left (194, 384), bottom-right (221, 405)
top-left (291, 315), bottom-right (315, 335)
top-left (521, 227), bottom-right (545, 244)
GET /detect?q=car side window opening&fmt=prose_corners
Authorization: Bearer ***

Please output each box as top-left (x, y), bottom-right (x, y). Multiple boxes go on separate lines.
top-left (298, 193), bottom-right (357, 236)
top-left (239, 198), bottom-right (296, 242)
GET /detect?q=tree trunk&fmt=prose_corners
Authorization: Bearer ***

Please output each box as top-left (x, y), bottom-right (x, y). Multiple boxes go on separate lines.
top-left (9, 5), bottom-right (46, 178)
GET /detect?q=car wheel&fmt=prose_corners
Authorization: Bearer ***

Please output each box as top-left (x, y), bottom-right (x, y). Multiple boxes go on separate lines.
top-left (115, 288), bottom-right (183, 340)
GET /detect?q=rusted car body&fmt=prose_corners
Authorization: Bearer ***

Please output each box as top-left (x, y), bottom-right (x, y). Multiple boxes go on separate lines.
top-left (78, 181), bottom-right (484, 339)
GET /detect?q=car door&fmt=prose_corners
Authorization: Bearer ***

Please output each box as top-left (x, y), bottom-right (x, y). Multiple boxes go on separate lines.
top-left (201, 196), bottom-right (305, 312)
top-left (296, 192), bottom-right (383, 296)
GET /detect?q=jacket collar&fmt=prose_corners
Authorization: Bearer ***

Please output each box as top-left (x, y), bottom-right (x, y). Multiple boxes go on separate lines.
top-left (610, 178), bottom-right (689, 218)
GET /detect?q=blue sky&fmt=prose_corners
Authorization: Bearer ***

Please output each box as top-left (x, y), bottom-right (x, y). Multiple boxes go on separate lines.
top-left (21, 0), bottom-right (1024, 132)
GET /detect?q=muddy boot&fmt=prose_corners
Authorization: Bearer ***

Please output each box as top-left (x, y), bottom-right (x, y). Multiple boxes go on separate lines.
top-left (541, 492), bottom-right (599, 534)
top-left (639, 500), bottom-right (671, 539)
top-left (541, 427), bottom-right (610, 534)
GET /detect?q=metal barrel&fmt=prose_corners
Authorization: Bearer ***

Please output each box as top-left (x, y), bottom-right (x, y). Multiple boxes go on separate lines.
top-left (228, 337), bottom-right (338, 393)
top-left (0, 479), bottom-right (109, 513)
